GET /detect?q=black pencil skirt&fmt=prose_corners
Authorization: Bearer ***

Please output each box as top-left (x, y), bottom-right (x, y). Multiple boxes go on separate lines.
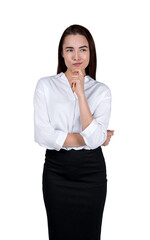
top-left (42, 146), bottom-right (107, 240)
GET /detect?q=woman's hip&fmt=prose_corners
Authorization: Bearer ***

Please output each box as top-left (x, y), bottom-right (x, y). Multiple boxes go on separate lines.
top-left (43, 146), bottom-right (107, 183)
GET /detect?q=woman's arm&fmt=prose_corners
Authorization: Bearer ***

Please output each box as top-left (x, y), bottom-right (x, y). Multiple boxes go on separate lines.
top-left (78, 94), bottom-right (94, 131)
top-left (63, 91), bottom-right (113, 148)
top-left (62, 90), bottom-right (93, 148)
top-left (63, 130), bottom-right (114, 148)
top-left (78, 89), bottom-right (112, 149)
top-left (34, 83), bottom-right (68, 151)
top-left (63, 133), bottom-right (86, 147)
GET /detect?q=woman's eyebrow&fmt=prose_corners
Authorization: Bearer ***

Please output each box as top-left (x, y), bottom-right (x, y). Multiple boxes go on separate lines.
top-left (65, 45), bottom-right (88, 49)
top-left (79, 45), bottom-right (88, 48)
top-left (65, 47), bottom-right (73, 49)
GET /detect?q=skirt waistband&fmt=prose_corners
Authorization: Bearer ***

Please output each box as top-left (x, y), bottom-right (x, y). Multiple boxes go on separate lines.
top-left (45, 146), bottom-right (104, 162)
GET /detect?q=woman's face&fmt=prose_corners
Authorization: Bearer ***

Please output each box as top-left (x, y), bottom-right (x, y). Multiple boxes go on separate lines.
top-left (62, 34), bottom-right (90, 74)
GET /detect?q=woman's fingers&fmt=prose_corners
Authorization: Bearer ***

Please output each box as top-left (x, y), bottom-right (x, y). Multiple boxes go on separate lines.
top-left (102, 130), bottom-right (115, 146)
top-left (107, 130), bottom-right (114, 136)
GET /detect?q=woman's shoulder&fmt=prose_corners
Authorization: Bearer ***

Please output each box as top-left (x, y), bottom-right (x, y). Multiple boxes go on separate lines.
top-left (87, 75), bottom-right (111, 95)
top-left (35, 73), bottom-right (62, 90)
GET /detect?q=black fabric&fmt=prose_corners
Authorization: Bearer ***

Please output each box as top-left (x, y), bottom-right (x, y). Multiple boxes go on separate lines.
top-left (42, 146), bottom-right (107, 240)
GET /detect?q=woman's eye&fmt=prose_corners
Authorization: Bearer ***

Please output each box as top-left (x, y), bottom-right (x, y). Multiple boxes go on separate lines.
top-left (80, 49), bottom-right (86, 52)
top-left (66, 49), bottom-right (73, 52)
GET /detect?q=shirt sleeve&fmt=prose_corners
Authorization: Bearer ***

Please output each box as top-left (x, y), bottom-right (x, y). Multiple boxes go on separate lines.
top-left (80, 88), bottom-right (112, 149)
top-left (33, 81), bottom-right (68, 151)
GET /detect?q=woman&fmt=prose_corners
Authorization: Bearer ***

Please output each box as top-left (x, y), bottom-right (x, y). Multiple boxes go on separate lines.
top-left (33, 24), bottom-right (114, 240)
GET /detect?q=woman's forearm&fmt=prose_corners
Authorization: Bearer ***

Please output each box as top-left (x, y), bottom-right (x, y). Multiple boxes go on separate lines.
top-left (62, 94), bottom-right (93, 148)
top-left (63, 133), bottom-right (86, 147)
top-left (78, 94), bottom-right (93, 131)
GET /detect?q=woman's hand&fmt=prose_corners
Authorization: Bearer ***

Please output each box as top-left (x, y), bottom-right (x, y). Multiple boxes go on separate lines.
top-left (102, 130), bottom-right (114, 146)
top-left (70, 69), bottom-right (85, 97)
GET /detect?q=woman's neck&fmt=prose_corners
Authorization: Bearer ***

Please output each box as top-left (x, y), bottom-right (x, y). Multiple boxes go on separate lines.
top-left (64, 70), bottom-right (72, 83)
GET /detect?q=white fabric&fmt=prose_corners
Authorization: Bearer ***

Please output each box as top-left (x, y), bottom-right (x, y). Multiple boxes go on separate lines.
top-left (33, 72), bottom-right (112, 151)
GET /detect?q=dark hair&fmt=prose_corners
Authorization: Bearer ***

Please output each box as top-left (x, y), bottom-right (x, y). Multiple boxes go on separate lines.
top-left (57, 24), bottom-right (97, 80)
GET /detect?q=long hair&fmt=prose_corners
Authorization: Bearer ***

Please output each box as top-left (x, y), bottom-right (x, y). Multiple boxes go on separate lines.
top-left (57, 24), bottom-right (97, 80)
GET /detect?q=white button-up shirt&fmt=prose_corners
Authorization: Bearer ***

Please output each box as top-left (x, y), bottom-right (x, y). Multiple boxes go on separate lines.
top-left (33, 72), bottom-right (112, 151)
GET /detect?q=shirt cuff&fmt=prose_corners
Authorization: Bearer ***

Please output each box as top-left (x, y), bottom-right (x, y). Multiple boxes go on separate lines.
top-left (55, 131), bottom-right (68, 150)
top-left (80, 119), bottom-right (98, 138)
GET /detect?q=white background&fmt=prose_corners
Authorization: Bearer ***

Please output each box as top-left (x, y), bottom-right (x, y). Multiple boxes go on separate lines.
top-left (0, 0), bottom-right (150, 239)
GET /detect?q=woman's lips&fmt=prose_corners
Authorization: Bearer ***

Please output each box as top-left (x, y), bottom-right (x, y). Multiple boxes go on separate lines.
top-left (73, 63), bottom-right (82, 67)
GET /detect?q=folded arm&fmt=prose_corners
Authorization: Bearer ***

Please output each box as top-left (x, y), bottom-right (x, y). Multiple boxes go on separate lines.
top-left (64, 88), bottom-right (112, 149)
top-left (79, 89), bottom-right (112, 149)
top-left (62, 133), bottom-right (86, 147)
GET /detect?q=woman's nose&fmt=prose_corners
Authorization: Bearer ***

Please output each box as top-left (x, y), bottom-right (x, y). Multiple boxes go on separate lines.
top-left (73, 51), bottom-right (80, 61)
